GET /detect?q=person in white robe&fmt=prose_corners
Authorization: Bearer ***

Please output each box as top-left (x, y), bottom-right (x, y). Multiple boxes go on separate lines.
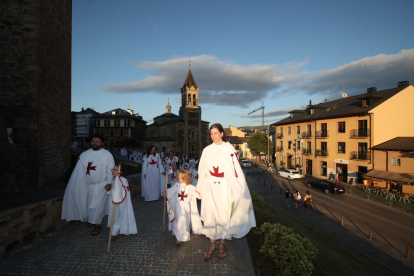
top-left (164, 151), bottom-right (177, 187)
top-left (141, 145), bottom-right (166, 201)
top-left (191, 163), bottom-right (199, 187)
top-left (167, 170), bottom-right (202, 244)
top-left (196, 123), bottom-right (256, 260)
top-left (62, 133), bottom-right (115, 236)
top-left (107, 165), bottom-right (138, 239)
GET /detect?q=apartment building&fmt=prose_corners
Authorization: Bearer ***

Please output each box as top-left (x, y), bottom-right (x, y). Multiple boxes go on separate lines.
top-left (271, 81), bottom-right (414, 184)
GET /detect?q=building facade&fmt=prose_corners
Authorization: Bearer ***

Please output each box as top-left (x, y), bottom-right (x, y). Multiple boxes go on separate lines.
top-left (272, 82), bottom-right (414, 184)
top-left (145, 70), bottom-right (209, 157)
top-left (92, 108), bottom-right (146, 147)
top-left (76, 108), bottom-right (100, 139)
top-left (363, 137), bottom-right (414, 193)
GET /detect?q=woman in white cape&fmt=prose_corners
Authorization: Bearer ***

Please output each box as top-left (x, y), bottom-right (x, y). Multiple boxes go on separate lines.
top-left (196, 123), bottom-right (256, 260)
top-left (141, 145), bottom-right (166, 201)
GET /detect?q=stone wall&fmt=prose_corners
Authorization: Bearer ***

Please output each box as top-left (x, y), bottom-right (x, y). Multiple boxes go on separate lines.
top-left (0, 0), bottom-right (72, 201)
top-left (0, 174), bottom-right (141, 256)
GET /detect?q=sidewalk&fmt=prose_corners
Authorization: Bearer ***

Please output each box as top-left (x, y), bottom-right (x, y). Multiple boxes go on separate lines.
top-left (0, 195), bottom-right (254, 275)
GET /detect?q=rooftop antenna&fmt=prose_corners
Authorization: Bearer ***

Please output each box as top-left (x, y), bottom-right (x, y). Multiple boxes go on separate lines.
top-left (128, 103), bottom-right (130, 109)
top-left (189, 58), bottom-right (191, 68)
top-left (341, 85), bottom-right (347, 98)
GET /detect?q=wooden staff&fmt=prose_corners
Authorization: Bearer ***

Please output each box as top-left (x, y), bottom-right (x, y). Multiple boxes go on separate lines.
top-left (162, 170), bottom-right (168, 232)
top-left (107, 164), bottom-right (120, 253)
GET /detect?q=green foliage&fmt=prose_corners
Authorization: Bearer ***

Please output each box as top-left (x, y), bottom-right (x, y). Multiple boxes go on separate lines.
top-left (117, 138), bottom-right (138, 147)
top-left (259, 223), bottom-right (319, 276)
top-left (247, 131), bottom-right (274, 157)
top-left (247, 181), bottom-right (270, 227)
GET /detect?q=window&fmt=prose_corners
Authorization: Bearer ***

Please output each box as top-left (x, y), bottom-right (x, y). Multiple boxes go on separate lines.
top-left (338, 142), bottom-right (345, 153)
top-left (120, 129), bottom-right (124, 136)
top-left (192, 145), bottom-right (195, 151)
top-left (188, 94), bottom-right (191, 105)
top-left (288, 127), bottom-right (291, 135)
top-left (100, 128), bottom-right (103, 134)
top-left (193, 94), bottom-right (196, 106)
top-left (110, 128), bottom-right (114, 135)
top-left (321, 142), bottom-right (327, 151)
top-left (281, 155), bottom-right (283, 162)
top-left (288, 141), bottom-right (292, 149)
top-left (391, 158), bottom-right (401, 166)
top-left (280, 127), bottom-right (283, 134)
top-left (127, 119), bottom-right (130, 127)
top-left (338, 122), bottom-right (345, 133)
top-left (296, 126), bottom-right (300, 134)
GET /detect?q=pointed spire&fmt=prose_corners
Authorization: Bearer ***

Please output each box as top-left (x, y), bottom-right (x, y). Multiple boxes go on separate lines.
top-left (166, 100), bottom-right (171, 113)
top-left (183, 69), bottom-right (198, 89)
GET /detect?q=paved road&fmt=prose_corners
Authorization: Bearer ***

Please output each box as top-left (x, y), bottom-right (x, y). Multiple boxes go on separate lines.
top-left (0, 194), bottom-right (254, 275)
top-left (246, 163), bottom-right (414, 274)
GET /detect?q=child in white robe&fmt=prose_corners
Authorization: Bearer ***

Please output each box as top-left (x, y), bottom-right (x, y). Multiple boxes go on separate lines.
top-left (107, 165), bottom-right (138, 239)
top-left (167, 170), bottom-right (202, 244)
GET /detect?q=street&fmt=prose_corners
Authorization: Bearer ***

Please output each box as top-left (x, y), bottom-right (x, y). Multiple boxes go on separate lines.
top-left (243, 162), bottom-right (414, 273)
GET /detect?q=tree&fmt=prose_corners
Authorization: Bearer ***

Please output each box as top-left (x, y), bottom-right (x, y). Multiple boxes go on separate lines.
top-left (247, 131), bottom-right (274, 157)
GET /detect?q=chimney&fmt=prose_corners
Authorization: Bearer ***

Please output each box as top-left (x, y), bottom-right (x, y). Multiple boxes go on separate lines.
top-left (398, 81), bottom-right (409, 87)
top-left (309, 100), bottom-right (312, 105)
top-left (367, 87), bottom-right (377, 93)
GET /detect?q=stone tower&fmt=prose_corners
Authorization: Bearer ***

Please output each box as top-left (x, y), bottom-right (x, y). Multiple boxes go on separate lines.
top-left (179, 69), bottom-right (203, 157)
top-left (166, 101), bottom-right (171, 113)
top-left (0, 0), bottom-right (72, 200)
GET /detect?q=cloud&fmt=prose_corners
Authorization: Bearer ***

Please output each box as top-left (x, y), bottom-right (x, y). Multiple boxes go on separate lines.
top-left (100, 49), bottom-right (414, 108)
top-left (100, 55), bottom-right (302, 107)
top-left (282, 49), bottom-right (414, 96)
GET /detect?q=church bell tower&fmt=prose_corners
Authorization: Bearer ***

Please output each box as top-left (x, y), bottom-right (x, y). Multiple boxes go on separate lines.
top-left (179, 69), bottom-right (202, 157)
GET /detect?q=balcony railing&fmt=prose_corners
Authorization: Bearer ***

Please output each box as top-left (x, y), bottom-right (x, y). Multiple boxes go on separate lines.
top-left (350, 129), bottom-right (370, 138)
top-left (277, 146), bottom-right (284, 152)
top-left (315, 130), bottom-right (329, 138)
top-left (302, 148), bottom-right (312, 155)
top-left (277, 133), bottom-right (284, 139)
top-left (315, 149), bottom-right (329, 156)
top-left (349, 151), bottom-right (370, 160)
top-left (302, 131), bottom-right (312, 139)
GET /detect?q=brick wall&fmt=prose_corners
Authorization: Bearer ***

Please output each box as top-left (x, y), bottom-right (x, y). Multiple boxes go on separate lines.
top-left (0, 0), bottom-right (72, 200)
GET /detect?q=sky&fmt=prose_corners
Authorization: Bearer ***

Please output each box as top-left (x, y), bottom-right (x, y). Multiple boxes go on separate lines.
top-left (72, 0), bottom-right (414, 128)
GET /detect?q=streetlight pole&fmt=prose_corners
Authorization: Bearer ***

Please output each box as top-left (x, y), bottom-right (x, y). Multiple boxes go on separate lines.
top-left (267, 112), bottom-right (270, 165)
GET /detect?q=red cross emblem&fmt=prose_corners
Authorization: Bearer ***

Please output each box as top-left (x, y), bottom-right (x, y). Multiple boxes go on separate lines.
top-left (178, 190), bottom-right (187, 201)
top-left (86, 161), bottom-right (96, 175)
top-left (171, 174), bottom-right (176, 180)
top-left (149, 159), bottom-right (157, 165)
top-left (209, 166), bottom-right (224, 177)
top-left (8, 132), bottom-right (16, 140)
top-left (195, 174), bottom-right (198, 180)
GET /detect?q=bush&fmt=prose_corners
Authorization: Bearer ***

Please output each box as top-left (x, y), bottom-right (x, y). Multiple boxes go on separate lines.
top-left (259, 223), bottom-right (318, 276)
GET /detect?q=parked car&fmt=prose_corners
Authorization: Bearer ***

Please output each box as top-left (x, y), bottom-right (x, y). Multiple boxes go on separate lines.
top-left (306, 180), bottom-right (345, 194)
top-left (277, 169), bottom-right (301, 179)
top-left (240, 160), bottom-right (252, 168)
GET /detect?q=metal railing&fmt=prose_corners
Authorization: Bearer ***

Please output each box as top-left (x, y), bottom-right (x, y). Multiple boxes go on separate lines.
top-left (315, 149), bottom-right (329, 156)
top-left (302, 148), bottom-right (312, 155)
top-left (277, 146), bottom-right (284, 152)
top-left (277, 133), bottom-right (284, 139)
top-left (350, 151), bottom-right (370, 160)
top-left (350, 129), bottom-right (370, 138)
top-left (315, 130), bottom-right (329, 138)
top-left (302, 131), bottom-right (312, 138)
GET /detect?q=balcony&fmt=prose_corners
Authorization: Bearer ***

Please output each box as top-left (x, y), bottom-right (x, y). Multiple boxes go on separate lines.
top-left (277, 133), bottom-right (284, 139)
top-left (350, 129), bottom-right (370, 138)
top-left (302, 148), bottom-right (312, 155)
top-left (277, 146), bottom-right (284, 152)
top-left (315, 149), bottom-right (329, 156)
top-left (302, 131), bottom-right (312, 139)
top-left (349, 151), bottom-right (370, 160)
top-left (315, 130), bottom-right (329, 138)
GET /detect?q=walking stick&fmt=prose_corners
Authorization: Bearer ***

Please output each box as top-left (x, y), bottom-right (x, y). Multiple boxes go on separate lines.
top-left (107, 164), bottom-right (120, 253)
top-left (162, 172), bottom-right (168, 232)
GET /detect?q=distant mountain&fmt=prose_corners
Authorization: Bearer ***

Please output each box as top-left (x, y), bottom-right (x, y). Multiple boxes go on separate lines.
top-left (239, 126), bottom-right (266, 130)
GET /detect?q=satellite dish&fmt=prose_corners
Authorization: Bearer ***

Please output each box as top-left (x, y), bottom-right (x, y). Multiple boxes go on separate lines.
top-left (342, 93), bottom-right (348, 98)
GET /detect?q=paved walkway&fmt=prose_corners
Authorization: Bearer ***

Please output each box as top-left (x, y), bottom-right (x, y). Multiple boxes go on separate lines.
top-left (0, 195), bottom-right (254, 275)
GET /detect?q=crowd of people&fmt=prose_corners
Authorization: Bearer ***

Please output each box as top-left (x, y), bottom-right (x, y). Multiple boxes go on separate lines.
top-left (62, 123), bottom-right (256, 260)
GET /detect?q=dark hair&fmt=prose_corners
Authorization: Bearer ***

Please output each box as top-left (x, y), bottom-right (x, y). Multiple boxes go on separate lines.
top-left (91, 133), bottom-right (105, 143)
top-left (146, 145), bottom-right (157, 156)
top-left (209, 123), bottom-right (228, 143)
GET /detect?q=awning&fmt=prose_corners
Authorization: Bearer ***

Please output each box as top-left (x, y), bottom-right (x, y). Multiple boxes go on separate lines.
top-left (363, 169), bottom-right (414, 184)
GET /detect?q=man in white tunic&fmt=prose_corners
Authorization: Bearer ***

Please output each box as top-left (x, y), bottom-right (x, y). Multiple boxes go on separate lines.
top-left (62, 133), bottom-right (115, 235)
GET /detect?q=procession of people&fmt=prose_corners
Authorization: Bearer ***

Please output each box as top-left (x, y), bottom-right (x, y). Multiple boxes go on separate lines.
top-left (62, 123), bottom-right (256, 260)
